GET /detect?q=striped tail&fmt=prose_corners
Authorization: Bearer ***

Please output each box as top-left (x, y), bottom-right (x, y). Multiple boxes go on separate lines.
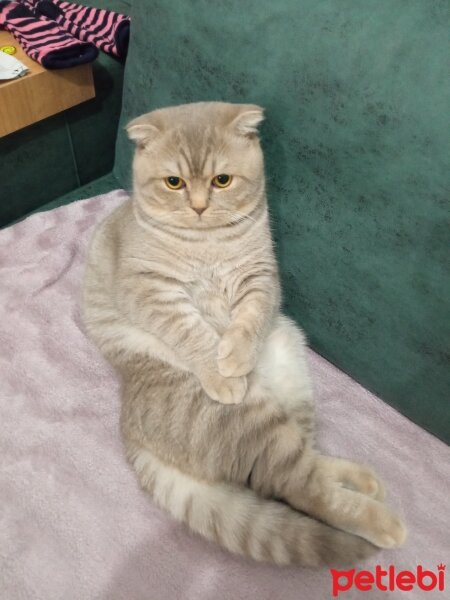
top-left (130, 447), bottom-right (378, 567)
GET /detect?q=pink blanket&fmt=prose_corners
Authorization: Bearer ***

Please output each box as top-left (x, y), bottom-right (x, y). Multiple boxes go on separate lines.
top-left (1, 191), bottom-right (449, 600)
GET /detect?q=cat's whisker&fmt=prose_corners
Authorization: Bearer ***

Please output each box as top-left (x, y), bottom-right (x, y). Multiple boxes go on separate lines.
top-left (228, 211), bottom-right (257, 225)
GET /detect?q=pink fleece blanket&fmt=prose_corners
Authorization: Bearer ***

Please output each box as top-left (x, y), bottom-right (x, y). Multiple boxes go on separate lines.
top-left (1, 190), bottom-right (449, 600)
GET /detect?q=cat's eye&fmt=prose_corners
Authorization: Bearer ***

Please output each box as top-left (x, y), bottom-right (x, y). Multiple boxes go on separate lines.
top-left (165, 176), bottom-right (186, 190)
top-left (212, 174), bottom-right (233, 188)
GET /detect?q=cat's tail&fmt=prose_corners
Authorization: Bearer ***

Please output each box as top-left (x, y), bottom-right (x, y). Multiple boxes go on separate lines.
top-left (129, 446), bottom-right (377, 566)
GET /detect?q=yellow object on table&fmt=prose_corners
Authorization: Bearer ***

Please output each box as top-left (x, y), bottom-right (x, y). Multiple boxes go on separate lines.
top-left (0, 44), bottom-right (17, 55)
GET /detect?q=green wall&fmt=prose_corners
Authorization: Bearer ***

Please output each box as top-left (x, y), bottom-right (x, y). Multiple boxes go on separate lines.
top-left (0, 0), bottom-right (129, 227)
top-left (114, 0), bottom-right (450, 442)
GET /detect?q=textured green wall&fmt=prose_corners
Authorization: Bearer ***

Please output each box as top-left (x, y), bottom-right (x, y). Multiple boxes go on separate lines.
top-left (0, 0), bottom-right (129, 227)
top-left (114, 0), bottom-right (450, 443)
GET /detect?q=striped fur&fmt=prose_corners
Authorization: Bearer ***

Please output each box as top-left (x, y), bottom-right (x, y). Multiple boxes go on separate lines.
top-left (127, 446), bottom-right (377, 566)
top-left (83, 102), bottom-right (407, 566)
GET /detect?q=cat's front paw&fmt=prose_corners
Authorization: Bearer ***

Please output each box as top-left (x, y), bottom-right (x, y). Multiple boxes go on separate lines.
top-left (200, 371), bottom-right (248, 404)
top-left (217, 329), bottom-right (257, 377)
top-left (364, 505), bottom-right (408, 549)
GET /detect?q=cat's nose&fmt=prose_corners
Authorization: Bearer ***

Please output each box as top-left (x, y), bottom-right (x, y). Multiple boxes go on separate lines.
top-left (192, 206), bottom-right (207, 216)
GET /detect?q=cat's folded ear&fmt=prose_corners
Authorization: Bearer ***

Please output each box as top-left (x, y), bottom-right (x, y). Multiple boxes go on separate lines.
top-left (126, 114), bottom-right (160, 147)
top-left (230, 105), bottom-right (264, 137)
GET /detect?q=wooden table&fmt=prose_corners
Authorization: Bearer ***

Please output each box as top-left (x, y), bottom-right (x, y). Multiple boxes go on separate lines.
top-left (0, 30), bottom-right (95, 137)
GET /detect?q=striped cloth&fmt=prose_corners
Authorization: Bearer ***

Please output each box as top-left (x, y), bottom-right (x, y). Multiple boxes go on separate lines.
top-left (0, 0), bottom-right (97, 68)
top-left (30, 0), bottom-right (130, 59)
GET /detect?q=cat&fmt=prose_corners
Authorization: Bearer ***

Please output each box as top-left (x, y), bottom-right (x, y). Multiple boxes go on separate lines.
top-left (83, 101), bottom-right (407, 566)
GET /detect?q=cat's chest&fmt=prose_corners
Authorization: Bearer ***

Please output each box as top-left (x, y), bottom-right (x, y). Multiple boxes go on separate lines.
top-left (186, 265), bottom-right (233, 331)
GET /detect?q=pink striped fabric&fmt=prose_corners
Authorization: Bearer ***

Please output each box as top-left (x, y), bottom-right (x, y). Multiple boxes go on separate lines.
top-left (57, 0), bottom-right (129, 58)
top-left (0, 0), bottom-right (98, 68)
top-left (27, 0), bottom-right (130, 59)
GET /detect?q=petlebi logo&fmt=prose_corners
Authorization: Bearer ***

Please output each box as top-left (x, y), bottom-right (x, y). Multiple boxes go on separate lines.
top-left (330, 564), bottom-right (445, 597)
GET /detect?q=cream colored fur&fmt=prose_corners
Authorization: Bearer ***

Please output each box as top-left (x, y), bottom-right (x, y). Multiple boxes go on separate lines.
top-left (83, 101), bottom-right (406, 566)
